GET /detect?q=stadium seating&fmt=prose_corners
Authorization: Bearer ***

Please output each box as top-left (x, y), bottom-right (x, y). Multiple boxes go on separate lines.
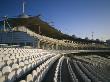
top-left (0, 31), bottom-right (36, 47)
top-left (70, 55), bottom-right (110, 82)
top-left (0, 48), bottom-right (60, 82)
top-left (54, 56), bottom-right (64, 82)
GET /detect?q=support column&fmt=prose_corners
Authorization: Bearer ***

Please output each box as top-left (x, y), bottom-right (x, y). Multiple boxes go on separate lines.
top-left (56, 44), bottom-right (58, 50)
top-left (37, 40), bottom-right (40, 49)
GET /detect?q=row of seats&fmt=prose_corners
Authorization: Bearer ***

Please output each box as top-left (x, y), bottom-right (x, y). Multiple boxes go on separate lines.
top-left (0, 48), bottom-right (51, 69)
top-left (0, 53), bottom-right (51, 70)
top-left (82, 62), bottom-right (108, 82)
top-left (19, 54), bottom-right (60, 82)
top-left (0, 48), bottom-right (58, 82)
top-left (0, 31), bottom-right (35, 43)
top-left (54, 56), bottom-right (64, 82)
top-left (73, 55), bottom-right (110, 79)
top-left (52, 56), bottom-right (107, 82)
top-left (66, 58), bottom-right (78, 82)
top-left (72, 60), bottom-right (91, 82)
top-left (74, 55), bottom-right (110, 67)
top-left (67, 57), bottom-right (109, 82)
top-left (77, 61), bottom-right (103, 82)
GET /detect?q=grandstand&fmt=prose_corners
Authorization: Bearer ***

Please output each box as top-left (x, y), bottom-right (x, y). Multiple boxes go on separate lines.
top-left (0, 31), bottom-right (36, 47)
top-left (0, 15), bottom-right (110, 82)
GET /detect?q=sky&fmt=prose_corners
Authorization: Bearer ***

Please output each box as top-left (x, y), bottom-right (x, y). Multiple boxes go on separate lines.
top-left (0, 0), bottom-right (110, 41)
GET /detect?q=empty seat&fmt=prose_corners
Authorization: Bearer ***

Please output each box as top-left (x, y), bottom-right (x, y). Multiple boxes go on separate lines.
top-left (2, 66), bottom-right (11, 75)
top-left (12, 64), bottom-right (19, 71)
top-left (3, 56), bottom-right (9, 64)
top-left (7, 60), bottom-right (13, 66)
top-left (16, 68), bottom-right (22, 78)
top-left (20, 80), bottom-right (26, 82)
top-left (26, 74), bottom-right (33, 82)
top-left (19, 62), bottom-right (24, 68)
top-left (2, 66), bottom-right (12, 82)
top-left (0, 76), bottom-right (5, 82)
top-left (32, 70), bottom-right (37, 81)
top-left (24, 60), bottom-right (29, 65)
top-left (8, 71), bottom-right (16, 82)
top-left (0, 62), bottom-right (5, 70)
top-left (0, 57), bottom-right (3, 62)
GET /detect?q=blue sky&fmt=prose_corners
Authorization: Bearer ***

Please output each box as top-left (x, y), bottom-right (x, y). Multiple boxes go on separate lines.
top-left (0, 0), bottom-right (110, 41)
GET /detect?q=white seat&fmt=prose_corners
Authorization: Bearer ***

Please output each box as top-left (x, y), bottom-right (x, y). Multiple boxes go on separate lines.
top-left (2, 66), bottom-right (11, 75)
top-left (19, 62), bottom-right (24, 68)
top-left (32, 70), bottom-right (37, 81)
top-left (24, 60), bottom-right (29, 65)
top-left (20, 80), bottom-right (26, 82)
top-left (3, 56), bottom-right (9, 63)
top-left (23, 66), bottom-right (27, 73)
top-left (29, 59), bottom-right (32, 64)
top-left (0, 71), bottom-right (2, 77)
top-left (15, 55), bottom-right (19, 59)
top-left (27, 64), bottom-right (31, 71)
top-left (5, 54), bottom-right (11, 57)
top-left (0, 75), bottom-right (5, 82)
top-left (8, 71), bottom-right (16, 82)
top-left (31, 62), bottom-right (36, 68)
top-left (7, 60), bottom-right (13, 66)
top-left (26, 74), bottom-right (33, 82)
top-left (12, 64), bottom-right (19, 71)
top-left (13, 59), bottom-right (17, 63)
top-left (16, 68), bottom-right (22, 78)
top-left (0, 57), bottom-right (3, 62)
top-left (36, 67), bottom-right (40, 73)
top-left (0, 62), bottom-right (5, 70)
top-left (10, 56), bottom-right (15, 61)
